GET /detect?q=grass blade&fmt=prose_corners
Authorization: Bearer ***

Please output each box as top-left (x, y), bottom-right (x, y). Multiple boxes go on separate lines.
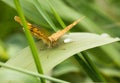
top-left (0, 62), bottom-right (69, 83)
top-left (14, 0), bottom-right (45, 82)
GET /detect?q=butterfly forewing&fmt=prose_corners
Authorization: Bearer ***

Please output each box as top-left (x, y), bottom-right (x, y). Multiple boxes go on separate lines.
top-left (48, 17), bottom-right (85, 43)
top-left (14, 16), bottom-right (51, 46)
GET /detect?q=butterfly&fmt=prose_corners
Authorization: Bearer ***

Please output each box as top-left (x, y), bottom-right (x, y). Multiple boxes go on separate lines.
top-left (14, 16), bottom-right (85, 47)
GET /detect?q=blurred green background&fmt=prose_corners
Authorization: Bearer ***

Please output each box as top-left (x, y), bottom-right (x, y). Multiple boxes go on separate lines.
top-left (0, 0), bottom-right (28, 59)
top-left (0, 0), bottom-right (120, 83)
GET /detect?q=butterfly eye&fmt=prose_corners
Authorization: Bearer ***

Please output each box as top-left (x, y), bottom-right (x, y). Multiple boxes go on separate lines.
top-left (63, 38), bottom-right (72, 43)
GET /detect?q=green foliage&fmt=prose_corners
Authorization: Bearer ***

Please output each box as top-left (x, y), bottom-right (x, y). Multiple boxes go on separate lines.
top-left (0, 1), bottom-right (18, 39)
top-left (0, 0), bottom-right (120, 83)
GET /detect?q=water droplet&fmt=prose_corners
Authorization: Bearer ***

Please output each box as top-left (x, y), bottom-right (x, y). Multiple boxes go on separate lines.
top-left (101, 33), bottom-right (110, 37)
top-left (64, 38), bottom-right (72, 43)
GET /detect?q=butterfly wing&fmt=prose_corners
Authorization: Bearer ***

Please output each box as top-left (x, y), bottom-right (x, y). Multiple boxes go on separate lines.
top-left (48, 16), bottom-right (85, 46)
top-left (14, 16), bottom-right (51, 46)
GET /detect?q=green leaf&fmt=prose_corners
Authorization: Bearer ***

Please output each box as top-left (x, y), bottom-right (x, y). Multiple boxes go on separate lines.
top-left (4, 33), bottom-right (119, 73)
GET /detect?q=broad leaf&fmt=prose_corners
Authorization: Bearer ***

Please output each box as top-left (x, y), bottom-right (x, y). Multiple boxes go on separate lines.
top-left (5, 33), bottom-right (119, 73)
top-left (0, 33), bottom-right (119, 82)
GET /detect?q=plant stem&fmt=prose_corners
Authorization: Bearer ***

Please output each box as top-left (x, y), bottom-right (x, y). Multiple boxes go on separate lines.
top-left (74, 53), bottom-right (106, 82)
top-left (33, 0), bottom-right (58, 31)
top-left (14, 0), bottom-right (45, 83)
top-left (46, 0), bottom-right (66, 28)
top-left (81, 51), bottom-right (106, 82)
top-left (74, 54), bottom-right (99, 82)
top-left (0, 62), bottom-right (69, 83)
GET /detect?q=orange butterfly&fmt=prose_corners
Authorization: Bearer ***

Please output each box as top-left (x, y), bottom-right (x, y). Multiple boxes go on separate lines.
top-left (14, 16), bottom-right (84, 47)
